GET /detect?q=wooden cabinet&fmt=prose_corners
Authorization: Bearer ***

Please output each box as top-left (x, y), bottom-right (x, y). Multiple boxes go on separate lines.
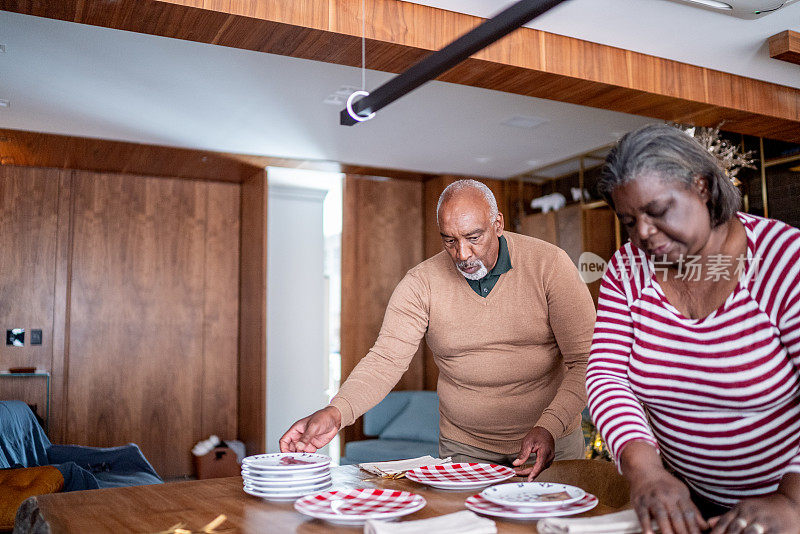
top-left (520, 204), bottom-right (617, 305)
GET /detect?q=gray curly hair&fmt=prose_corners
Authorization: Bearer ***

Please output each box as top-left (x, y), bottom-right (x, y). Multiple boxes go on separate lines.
top-left (599, 123), bottom-right (741, 228)
top-left (436, 179), bottom-right (499, 223)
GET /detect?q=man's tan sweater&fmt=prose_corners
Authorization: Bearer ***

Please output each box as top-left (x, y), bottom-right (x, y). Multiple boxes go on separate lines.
top-left (330, 232), bottom-right (596, 454)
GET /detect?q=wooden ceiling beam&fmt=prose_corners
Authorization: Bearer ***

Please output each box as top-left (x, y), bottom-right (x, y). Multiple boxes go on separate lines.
top-left (0, 128), bottom-right (435, 181)
top-left (769, 30), bottom-right (800, 66)
top-left (2, 0), bottom-right (799, 143)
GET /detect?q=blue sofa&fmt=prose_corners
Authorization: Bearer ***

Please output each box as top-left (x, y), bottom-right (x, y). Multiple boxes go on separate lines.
top-left (341, 391), bottom-right (439, 465)
top-left (0, 400), bottom-right (163, 491)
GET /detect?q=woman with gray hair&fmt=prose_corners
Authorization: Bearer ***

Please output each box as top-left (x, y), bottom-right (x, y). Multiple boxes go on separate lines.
top-left (586, 124), bottom-right (800, 534)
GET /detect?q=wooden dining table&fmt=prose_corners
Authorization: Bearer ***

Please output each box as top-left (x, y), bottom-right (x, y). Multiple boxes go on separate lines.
top-left (15, 464), bottom-right (623, 533)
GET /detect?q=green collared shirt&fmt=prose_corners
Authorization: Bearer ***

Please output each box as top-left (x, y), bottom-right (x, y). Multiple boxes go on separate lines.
top-left (466, 235), bottom-right (512, 297)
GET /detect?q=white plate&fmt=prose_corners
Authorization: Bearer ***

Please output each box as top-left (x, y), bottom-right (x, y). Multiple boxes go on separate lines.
top-left (481, 482), bottom-right (586, 508)
top-left (243, 474), bottom-right (332, 489)
top-left (242, 468), bottom-right (331, 484)
top-left (294, 488), bottom-right (426, 526)
top-left (417, 481), bottom-right (503, 492)
top-left (242, 452), bottom-right (331, 471)
top-left (243, 481), bottom-right (332, 496)
top-left (243, 481), bottom-right (333, 501)
top-left (465, 492), bottom-right (598, 520)
top-left (241, 466), bottom-right (330, 481)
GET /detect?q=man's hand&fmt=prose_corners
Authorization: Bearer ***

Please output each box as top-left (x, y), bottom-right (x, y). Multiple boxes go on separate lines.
top-left (279, 406), bottom-right (342, 453)
top-left (512, 426), bottom-right (555, 481)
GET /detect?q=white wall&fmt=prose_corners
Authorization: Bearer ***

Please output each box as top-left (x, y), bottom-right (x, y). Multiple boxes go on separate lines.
top-left (266, 183), bottom-right (329, 453)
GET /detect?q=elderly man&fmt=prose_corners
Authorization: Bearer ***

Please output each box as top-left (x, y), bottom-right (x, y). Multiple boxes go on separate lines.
top-left (280, 179), bottom-right (596, 479)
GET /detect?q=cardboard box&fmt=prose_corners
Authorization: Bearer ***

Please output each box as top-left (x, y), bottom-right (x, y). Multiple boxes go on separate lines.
top-left (193, 446), bottom-right (240, 479)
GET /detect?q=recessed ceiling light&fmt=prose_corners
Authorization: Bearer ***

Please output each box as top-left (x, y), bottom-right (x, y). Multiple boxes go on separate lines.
top-left (475, 156), bottom-right (492, 164)
top-left (324, 85), bottom-right (361, 106)
top-left (526, 159), bottom-right (540, 167)
top-left (0, 100), bottom-right (9, 108)
top-left (501, 115), bottom-right (548, 130)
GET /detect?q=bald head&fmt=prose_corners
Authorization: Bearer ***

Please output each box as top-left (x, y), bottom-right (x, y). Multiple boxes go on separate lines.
top-left (436, 179), bottom-right (498, 227)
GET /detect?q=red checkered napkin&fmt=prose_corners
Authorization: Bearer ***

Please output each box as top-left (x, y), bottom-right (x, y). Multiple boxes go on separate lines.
top-left (294, 488), bottom-right (426, 521)
top-left (465, 493), bottom-right (599, 519)
top-left (405, 463), bottom-right (515, 484)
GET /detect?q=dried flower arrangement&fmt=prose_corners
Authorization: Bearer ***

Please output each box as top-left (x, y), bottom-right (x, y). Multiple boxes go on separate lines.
top-left (678, 124), bottom-right (757, 186)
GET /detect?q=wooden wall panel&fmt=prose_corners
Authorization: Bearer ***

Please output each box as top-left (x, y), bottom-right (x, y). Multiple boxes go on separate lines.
top-left (202, 182), bottom-right (240, 441)
top-left (520, 211), bottom-right (557, 245)
top-left (582, 207), bottom-right (617, 305)
top-left (65, 171), bottom-right (216, 478)
top-left (238, 170), bottom-right (267, 456)
top-left (0, 166), bottom-right (63, 426)
top-left (50, 171), bottom-right (73, 443)
top-left (341, 175), bottom-right (424, 443)
top-left (556, 204), bottom-right (583, 266)
top-left (0, 166), bottom-right (61, 372)
top-left (1, 163), bottom-right (244, 476)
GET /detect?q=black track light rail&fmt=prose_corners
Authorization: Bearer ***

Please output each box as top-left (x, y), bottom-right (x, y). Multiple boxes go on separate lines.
top-left (339, 0), bottom-right (567, 126)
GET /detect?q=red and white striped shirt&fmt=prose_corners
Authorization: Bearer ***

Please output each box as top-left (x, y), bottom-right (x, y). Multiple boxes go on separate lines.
top-left (587, 212), bottom-right (800, 506)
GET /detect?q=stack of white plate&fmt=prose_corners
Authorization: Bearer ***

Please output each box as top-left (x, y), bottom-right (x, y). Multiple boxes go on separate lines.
top-left (241, 452), bottom-right (332, 501)
top-left (465, 482), bottom-right (598, 520)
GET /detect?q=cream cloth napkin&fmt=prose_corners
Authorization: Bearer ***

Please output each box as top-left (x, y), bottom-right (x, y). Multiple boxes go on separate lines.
top-left (537, 509), bottom-right (643, 533)
top-left (364, 511), bottom-right (496, 534)
top-left (358, 456), bottom-right (451, 477)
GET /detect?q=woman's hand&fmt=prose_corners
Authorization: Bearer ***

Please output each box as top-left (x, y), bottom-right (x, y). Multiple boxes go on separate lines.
top-left (709, 494), bottom-right (800, 534)
top-left (709, 473), bottom-right (800, 534)
top-left (620, 441), bottom-right (707, 534)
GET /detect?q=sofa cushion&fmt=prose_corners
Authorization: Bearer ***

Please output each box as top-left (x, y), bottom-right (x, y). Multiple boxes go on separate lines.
top-left (379, 391), bottom-right (439, 443)
top-left (0, 466), bottom-right (63, 530)
top-left (0, 401), bottom-right (51, 469)
top-left (363, 393), bottom-right (413, 436)
top-left (341, 439), bottom-right (439, 465)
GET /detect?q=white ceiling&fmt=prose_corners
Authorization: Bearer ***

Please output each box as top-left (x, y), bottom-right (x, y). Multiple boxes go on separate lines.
top-left (0, 0), bottom-right (798, 179)
top-left (409, 0), bottom-right (800, 89)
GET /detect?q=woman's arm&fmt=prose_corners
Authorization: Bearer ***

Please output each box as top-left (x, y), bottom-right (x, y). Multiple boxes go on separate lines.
top-left (588, 253), bottom-right (705, 533)
top-left (586, 252), bottom-right (658, 459)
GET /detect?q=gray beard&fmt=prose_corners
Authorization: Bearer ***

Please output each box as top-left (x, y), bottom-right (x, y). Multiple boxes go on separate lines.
top-left (457, 261), bottom-right (488, 280)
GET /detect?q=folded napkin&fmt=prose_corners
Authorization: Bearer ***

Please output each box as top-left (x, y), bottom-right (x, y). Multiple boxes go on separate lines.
top-left (364, 510), bottom-right (496, 534)
top-left (537, 509), bottom-right (642, 534)
top-left (358, 456), bottom-right (451, 477)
